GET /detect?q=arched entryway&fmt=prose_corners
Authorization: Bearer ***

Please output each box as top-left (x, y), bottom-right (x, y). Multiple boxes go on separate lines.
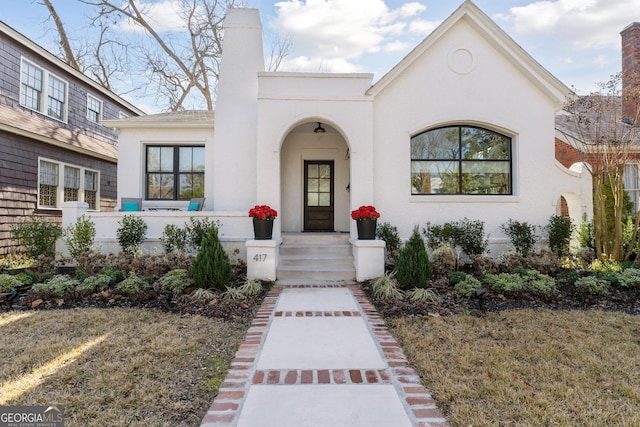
top-left (280, 121), bottom-right (351, 233)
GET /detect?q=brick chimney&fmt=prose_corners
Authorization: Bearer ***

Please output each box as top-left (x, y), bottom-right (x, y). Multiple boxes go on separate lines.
top-left (621, 22), bottom-right (640, 124)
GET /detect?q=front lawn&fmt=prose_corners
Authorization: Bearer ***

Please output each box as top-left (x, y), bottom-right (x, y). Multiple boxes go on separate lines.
top-left (0, 308), bottom-right (246, 426)
top-left (391, 309), bottom-right (640, 427)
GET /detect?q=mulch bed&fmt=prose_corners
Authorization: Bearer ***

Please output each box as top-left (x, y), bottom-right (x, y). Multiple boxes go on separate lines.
top-left (3, 264), bottom-right (639, 321)
top-left (363, 276), bottom-right (640, 319)
top-left (0, 265), bottom-right (268, 324)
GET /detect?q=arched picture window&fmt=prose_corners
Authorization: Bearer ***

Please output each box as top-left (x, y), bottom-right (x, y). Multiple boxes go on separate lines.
top-left (410, 126), bottom-right (512, 195)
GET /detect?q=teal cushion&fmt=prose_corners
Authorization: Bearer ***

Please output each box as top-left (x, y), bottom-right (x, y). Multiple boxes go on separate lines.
top-left (187, 202), bottom-right (200, 211)
top-left (123, 201), bottom-right (139, 211)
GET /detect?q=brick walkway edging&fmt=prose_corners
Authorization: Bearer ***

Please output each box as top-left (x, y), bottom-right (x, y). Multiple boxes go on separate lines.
top-left (199, 284), bottom-right (450, 427)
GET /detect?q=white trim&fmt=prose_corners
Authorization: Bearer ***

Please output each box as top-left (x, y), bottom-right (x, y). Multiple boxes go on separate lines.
top-left (86, 93), bottom-right (103, 123)
top-left (103, 119), bottom-right (214, 129)
top-left (409, 195), bottom-right (520, 203)
top-left (20, 57), bottom-right (69, 123)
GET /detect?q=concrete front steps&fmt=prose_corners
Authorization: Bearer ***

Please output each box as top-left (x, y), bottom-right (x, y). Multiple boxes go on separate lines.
top-left (277, 233), bottom-right (356, 284)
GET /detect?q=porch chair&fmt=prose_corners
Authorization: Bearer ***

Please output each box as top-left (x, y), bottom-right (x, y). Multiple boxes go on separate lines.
top-left (187, 197), bottom-right (206, 211)
top-left (120, 197), bottom-right (142, 212)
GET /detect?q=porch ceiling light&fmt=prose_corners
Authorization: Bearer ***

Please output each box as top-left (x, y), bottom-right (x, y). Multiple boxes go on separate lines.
top-left (314, 122), bottom-right (326, 134)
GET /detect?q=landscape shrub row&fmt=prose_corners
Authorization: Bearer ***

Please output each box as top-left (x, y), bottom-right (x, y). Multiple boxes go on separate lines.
top-left (3, 215), bottom-right (267, 305)
top-left (373, 214), bottom-right (640, 305)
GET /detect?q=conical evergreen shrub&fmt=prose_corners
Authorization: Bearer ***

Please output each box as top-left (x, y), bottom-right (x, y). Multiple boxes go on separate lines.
top-left (192, 227), bottom-right (232, 290)
top-left (394, 226), bottom-right (432, 289)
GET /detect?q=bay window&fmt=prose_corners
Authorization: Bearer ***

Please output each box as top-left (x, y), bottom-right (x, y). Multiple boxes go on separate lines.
top-left (38, 158), bottom-right (99, 209)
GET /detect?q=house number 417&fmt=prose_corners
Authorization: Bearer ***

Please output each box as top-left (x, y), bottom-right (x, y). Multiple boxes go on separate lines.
top-left (253, 254), bottom-right (267, 262)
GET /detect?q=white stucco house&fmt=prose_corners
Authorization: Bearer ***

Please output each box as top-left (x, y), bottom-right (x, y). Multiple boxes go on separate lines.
top-left (62, 1), bottom-right (591, 282)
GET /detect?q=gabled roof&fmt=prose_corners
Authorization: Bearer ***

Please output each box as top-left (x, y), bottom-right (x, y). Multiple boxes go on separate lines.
top-left (0, 104), bottom-right (117, 162)
top-left (366, 0), bottom-right (570, 107)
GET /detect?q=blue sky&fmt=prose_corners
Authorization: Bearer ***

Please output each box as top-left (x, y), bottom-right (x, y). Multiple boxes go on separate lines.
top-left (1, 0), bottom-right (635, 112)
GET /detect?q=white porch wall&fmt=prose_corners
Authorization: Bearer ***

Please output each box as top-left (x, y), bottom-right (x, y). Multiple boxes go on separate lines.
top-left (60, 203), bottom-right (252, 261)
top-left (370, 18), bottom-right (590, 254)
top-left (256, 73), bottom-right (374, 240)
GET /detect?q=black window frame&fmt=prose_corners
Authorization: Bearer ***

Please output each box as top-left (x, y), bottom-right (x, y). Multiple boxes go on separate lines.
top-left (410, 125), bottom-right (512, 195)
top-left (145, 145), bottom-right (205, 200)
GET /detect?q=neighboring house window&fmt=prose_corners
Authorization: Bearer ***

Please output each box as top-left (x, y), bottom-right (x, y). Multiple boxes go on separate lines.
top-left (20, 60), bottom-right (43, 110)
top-left (624, 163), bottom-right (640, 211)
top-left (84, 170), bottom-right (98, 210)
top-left (39, 160), bottom-right (59, 208)
top-left (86, 94), bottom-right (102, 122)
top-left (64, 166), bottom-right (80, 202)
top-left (20, 58), bottom-right (68, 121)
top-left (47, 75), bottom-right (66, 120)
top-left (145, 145), bottom-right (205, 200)
top-left (411, 125), bottom-right (512, 195)
top-left (38, 158), bottom-right (99, 209)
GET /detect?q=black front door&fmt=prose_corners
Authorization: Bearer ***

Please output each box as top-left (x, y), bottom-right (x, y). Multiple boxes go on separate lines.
top-left (304, 160), bottom-right (334, 231)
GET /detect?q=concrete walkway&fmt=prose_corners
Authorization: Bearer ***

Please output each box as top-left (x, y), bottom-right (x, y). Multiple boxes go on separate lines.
top-left (200, 284), bottom-right (449, 427)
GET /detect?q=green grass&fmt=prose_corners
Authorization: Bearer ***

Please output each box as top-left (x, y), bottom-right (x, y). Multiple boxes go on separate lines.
top-left (391, 309), bottom-right (640, 427)
top-left (0, 308), bottom-right (246, 426)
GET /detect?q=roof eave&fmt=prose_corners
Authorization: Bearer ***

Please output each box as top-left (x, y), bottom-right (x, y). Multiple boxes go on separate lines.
top-left (102, 119), bottom-right (214, 129)
top-left (0, 122), bottom-right (117, 162)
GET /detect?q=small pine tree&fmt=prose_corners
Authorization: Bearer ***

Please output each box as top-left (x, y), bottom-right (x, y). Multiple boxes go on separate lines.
top-left (192, 227), bottom-right (232, 290)
top-left (394, 226), bottom-right (432, 290)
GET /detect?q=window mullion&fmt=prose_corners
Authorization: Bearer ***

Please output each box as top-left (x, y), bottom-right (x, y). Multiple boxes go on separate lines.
top-left (458, 126), bottom-right (463, 194)
top-left (58, 165), bottom-right (65, 208)
top-left (174, 146), bottom-right (180, 200)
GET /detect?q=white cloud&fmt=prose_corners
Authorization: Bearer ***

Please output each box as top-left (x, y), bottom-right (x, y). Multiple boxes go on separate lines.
top-left (115, 0), bottom-right (187, 33)
top-left (408, 19), bottom-right (439, 36)
top-left (382, 40), bottom-right (410, 53)
top-left (506, 0), bottom-right (636, 50)
top-left (391, 2), bottom-right (427, 19)
top-left (594, 54), bottom-right (612, 69)
top-left (277, 55), bottom-right (362, 73)
top-left (271, 0), bottom-right (429, 71)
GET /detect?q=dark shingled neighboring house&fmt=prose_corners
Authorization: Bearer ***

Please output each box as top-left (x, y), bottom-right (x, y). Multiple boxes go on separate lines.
top-left (0, 21), bottom-right (145, 255)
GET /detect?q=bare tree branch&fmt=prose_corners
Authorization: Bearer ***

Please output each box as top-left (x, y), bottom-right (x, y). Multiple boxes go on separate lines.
top-left (267, 34), bottom-right (293, 72)
top-left (40, 0), bottom-right (288, 111)
top-left (78, 0), bottom-right (240, 110)
top-left (40, 0), bottom-right (80, 70)
top-left (563, 72), bottom-right (640, 260)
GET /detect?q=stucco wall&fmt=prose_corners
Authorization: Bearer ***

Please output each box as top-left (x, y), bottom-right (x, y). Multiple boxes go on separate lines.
top-left (108, 5), bottom-right (591, 261)
top-left (370, 18), bottom-right (588, 252)
top-left (116, 127), bottom-right (213, 209)
top-left (256, 73), bottom-right (374, 238)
